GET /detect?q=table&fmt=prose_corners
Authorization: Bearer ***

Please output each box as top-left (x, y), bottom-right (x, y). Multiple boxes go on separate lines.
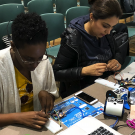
top-left (0, 75), bottom-right (134, 135)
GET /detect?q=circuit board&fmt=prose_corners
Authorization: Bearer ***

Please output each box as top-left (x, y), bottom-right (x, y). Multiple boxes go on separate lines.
top-left (52, 96), bottom-right (104, 127)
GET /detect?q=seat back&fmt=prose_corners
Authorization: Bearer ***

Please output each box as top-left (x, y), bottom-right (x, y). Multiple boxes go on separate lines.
top-left (56, 0), bottom-right (77, 15)
top-left (0, 22), bottom-right (12, 49)
top-left (23, 0), bottom-right (31, 7)
top-left (0, 4), bottom-right (24, 23)
top-left (79, 0), bottom-right (90, 6)
top-left (66, 6), bottom-right (90, 27)
top-left (28, 0), bottom-right (54, 15)
top-left (117, 0), bottom-right (134, 19)
top-left (0, 0), bottom-right (21, 5)
top-left (41, 13), bottom-right (65, 42)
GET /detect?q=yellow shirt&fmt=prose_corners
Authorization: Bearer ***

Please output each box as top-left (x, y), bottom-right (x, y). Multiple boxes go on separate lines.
top-left (14, 67), bottom-right (34, 112)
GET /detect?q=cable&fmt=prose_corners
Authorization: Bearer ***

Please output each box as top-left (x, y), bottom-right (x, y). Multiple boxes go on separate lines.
top-left (129, 130), bottom-right (135, 135)
top-left (52, 107), bottom-right (120, 130)
top-left (53, 110), bottom-right (61, 127)
top-left (114, 72), bottom-right (123, 80)
top-left (65, 107), bottom-right (84, 118)
top-left (113, 124), bottom-right (127, 131)
top-left (129, 87), bottom-right (135, 92)
top-left (103, 112), bottom-right (119, 128)
top-left (67, 107), bottom-right (119, 128)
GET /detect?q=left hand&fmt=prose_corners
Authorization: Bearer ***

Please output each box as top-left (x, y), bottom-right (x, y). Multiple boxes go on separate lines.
top-left (38, 90), bottom-right (55, 114)
top-left (107, 59), bottom-right (121, 71)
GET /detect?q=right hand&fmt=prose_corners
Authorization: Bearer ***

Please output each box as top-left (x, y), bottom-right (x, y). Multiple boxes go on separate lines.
top-left (17, 111), bottom-right (49, 129)
top-left (81, 63), bottom-right (107, 76)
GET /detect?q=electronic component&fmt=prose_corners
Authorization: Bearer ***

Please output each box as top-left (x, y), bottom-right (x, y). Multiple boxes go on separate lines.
top-left (51, 104), bottom-right (76, 119)
top-left (118, 77), bottom-right (135, 86)
top-left (106, 87), bottom-right (129, 110)
top-left (104, 97), bottom-right (124, 117)
top-left (95, 78), bottom-right (120, 89)
top-left (129, 89), bottom-right (135, 105)
top-left (113, 87), bottom-right (128, 99)
top-left (75, 91), bottom-right (98, 105)
top-left (85, 107), bottom-right (90, 110)
top-left (45, 118), bottom-right (63, 134)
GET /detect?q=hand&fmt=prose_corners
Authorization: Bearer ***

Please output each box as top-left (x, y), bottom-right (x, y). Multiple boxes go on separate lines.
top-left (81, 63), bottom-right (107, 76)
top-left (18, 111), bottom-right (49, 129)
top-left (38, 90), bottom-right (55, 114)
top-left (107, 59), bottom-right (121, 71)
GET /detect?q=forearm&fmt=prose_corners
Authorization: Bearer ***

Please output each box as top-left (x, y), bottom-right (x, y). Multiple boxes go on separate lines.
top-left (81, 67), bottom-right (89, 76)
top-left (54, 67), bottom-right (83, 82)
top-left (38, 90), bottom-right (55, 101)
top-left (0, 113), bottom-right (20, 127)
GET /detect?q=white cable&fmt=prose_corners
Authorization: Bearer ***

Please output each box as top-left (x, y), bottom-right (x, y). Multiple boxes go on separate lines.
top-left (129, 130), bottom-right (135, 135)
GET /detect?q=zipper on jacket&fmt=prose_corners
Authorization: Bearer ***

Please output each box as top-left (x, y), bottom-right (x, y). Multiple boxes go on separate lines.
top-left (66, 43), bottom-right (79, 66)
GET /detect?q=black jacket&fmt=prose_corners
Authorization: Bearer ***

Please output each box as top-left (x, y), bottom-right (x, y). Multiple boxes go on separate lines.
top-left (53, 24), bottom-right (129, 98)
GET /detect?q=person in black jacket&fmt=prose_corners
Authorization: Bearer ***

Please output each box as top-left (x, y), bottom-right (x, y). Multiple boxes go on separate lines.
top-left (53, 0), bottom-right (128, 98)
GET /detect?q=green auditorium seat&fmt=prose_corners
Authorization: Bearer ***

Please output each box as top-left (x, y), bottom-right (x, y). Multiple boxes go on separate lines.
top-left (66, 6), bottom-right (90, 27)
top-left (41, 13), bottom-right (65, 61)
top-left (0, 4), bottom-right (24, 23)
top-left (27, 0), bottom-right (54, 15)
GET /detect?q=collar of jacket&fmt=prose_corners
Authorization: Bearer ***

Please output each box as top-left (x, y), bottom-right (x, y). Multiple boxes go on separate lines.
top-left (61, 27), bottom-right (116, 58)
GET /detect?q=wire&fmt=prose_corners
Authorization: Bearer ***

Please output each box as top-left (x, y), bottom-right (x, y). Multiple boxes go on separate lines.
top-left (53, 110), bottom-right (61, 127)
top-left (67, 107), bottom-right (119, 128)
top-left (113, 124), bottom-right (127, 131)
top-left (103, 112), bottom-right (119, 128)
top-left (67, 108), bottom-right (119, 129)
top-left (114, 72), bottom-right (123, 80)
top-left (129, 130), bottom-right (135, 135)
top-left (129, 87), bottom-right (135, 92)
top-left (65, 107), bottom-right (84, 118)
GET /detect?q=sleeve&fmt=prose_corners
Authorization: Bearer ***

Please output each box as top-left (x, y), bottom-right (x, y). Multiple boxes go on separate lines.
top-left (0, 67), bottom-right (4, 113)
top-left (113, 23), bottom-right (129, 65)
top-left (45, 60), bottom-right (59, 98)
top-left (114, 39), bottom-right (124, 65)
top-left (53, 31), bottom-right (83, 82)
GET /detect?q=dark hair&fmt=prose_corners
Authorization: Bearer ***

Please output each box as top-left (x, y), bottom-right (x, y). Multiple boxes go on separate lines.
top-left (88, 0), bottom-right (122, 20)
top-left (12, 13), bottom-right (48, 49)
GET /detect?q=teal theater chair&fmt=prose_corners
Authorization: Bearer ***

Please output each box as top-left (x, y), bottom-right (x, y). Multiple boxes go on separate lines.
top-left (0, 4), bottom-right (24, 23)
top-left (0, 21), bottom-right (12, 49)
top-left (66, 6), bottom-right (90, 27)
top-left (23, 0), bottom-right (31, 7)
top-left (55, 0), bottom-right (77, 15)
top-left (0, 0), bottom-right (21, 5)
top-left (79, 0), bottom-right (90, 6)
top-left (41, 13), bottom-right (65, 62)
top-left (27, 0), bottom-right (54, 15)
top-left (117, 0), bottom-right (134, 21)
top-left (116, 0), bottom-right (135, 41)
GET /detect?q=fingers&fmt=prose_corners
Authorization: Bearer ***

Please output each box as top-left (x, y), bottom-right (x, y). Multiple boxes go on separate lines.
top-left (95, 63), bottom-right (107, 75)
top-left (50, 99), bottom-right (54, 111)
top-left (31, 124), bottom-right (42, 129)
top-left (96, 63), bottom-right (107, 66)
top-left (97, 68), bottom-right (106, 73)
top-left (107, 63), bottom-right (121, 71)
top-left (95, 72), bottom-right (104, 76)
top-left (40, 98), bottom-right (48, 114)
top-left (107, 59), bottom-right (121, 71)
top-left (40, 93), bottom-right (54, 114)
top-left (43, 98), bottom-right (50, 114)
top-left (32, 112), bottom-right (49, 128)
top-left (38, 111), bottom-right (49, 119)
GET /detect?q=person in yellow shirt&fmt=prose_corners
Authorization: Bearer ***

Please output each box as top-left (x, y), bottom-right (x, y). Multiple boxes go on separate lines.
top-left (0, 13), bottom-right (59, 129)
